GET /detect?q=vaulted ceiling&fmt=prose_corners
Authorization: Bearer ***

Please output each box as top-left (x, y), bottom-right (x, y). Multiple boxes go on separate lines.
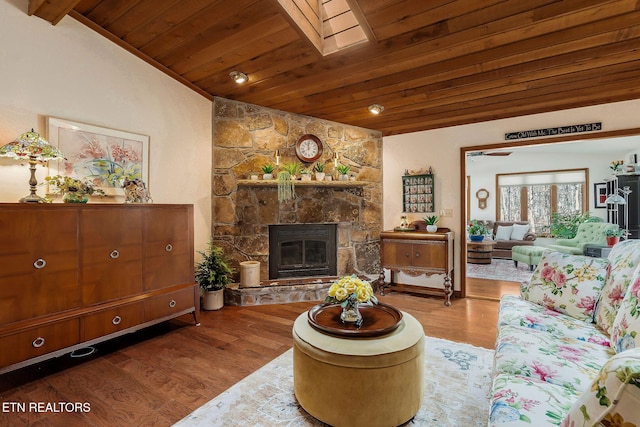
top-left (29, 0), bottom-right (640, 136)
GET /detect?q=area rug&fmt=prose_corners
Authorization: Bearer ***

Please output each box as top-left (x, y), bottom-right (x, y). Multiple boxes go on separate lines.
top-left (466, 258), bottom-right (534, 282)
top-left (173, 336), bottom-right (494, 427)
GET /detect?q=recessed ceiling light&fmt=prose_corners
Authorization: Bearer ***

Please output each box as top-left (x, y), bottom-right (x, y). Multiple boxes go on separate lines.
top-left (368, 104), bottom-right (384, 114)
top-left (229, 71), bottom-right (248, 84)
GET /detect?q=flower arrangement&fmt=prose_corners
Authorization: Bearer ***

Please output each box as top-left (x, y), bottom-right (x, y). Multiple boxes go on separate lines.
top-left (610, 160), bottom-right (623, 173)
top-left (122, 177), bottom-right (151, 203)
top-left (45, 175), bottom-right (105, 202)
top-left (467, 219), bottom-right (487, 236)
top-left (325, 275), bottom-right (378, 306)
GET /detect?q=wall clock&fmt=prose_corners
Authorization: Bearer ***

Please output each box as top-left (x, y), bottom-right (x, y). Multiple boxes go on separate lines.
top-left (295, 134), bottom-right (323, 163)
top-left (476, 188), bottom-right (489, 209)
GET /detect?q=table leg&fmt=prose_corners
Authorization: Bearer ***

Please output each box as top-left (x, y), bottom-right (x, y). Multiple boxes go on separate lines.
top-left (443, 275), bottom-right (452, 306)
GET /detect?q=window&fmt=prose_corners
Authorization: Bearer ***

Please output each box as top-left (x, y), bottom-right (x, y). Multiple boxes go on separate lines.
top-left (497, 169), bottom-right (587, 235)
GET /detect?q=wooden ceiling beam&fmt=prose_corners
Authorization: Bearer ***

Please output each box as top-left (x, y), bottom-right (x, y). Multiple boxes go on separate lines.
top-left (29, 0), bottom-right (82, 25)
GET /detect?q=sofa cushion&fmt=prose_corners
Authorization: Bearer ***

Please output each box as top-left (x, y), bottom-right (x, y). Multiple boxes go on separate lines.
top-left (494, 325), bottom-right (611, 393)
top-left (510, 223), bottom-right (530, 240)
top-left (522, 251), bottom-right (609, 321)
top-left (499, 295), bottom-right (610, 347)
top-left (496, 225), bottom-right (513, 241)
top-left (490, 373), bottom-right (577, 427)
top-left (596, 239), bottom-right (640, 335)
top-left (611, 273), bottom-right (640, 353)
top-left (560, 349), bottom-right (640, 427)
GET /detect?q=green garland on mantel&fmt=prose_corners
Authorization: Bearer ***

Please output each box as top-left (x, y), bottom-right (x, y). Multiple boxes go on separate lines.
top-left (277, 171), bottom-right (296, 202)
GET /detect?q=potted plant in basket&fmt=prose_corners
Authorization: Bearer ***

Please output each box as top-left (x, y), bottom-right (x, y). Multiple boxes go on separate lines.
top-left (605, 227), bottom-right (625, 246)
top-left (195, 241), bottom-right (234, 310)
top-left (467, 220), bottom-right (487, 242)
top-left (424, 215), bottom-right (439, 232)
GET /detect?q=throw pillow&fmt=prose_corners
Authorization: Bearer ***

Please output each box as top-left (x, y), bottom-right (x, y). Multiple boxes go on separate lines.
top-left (610, 272), bottom-right (640, 353)
top-left (495, 225), bottom-right (513, 241)
top-left (521, 251), bottom-right (609, 321)
top-left (510, 223), bottom-right (530, 240)
top-left (595, 239), bottom-right (640, 335)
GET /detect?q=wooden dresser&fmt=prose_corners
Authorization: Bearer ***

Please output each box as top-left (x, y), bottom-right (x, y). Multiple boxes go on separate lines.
top-left (0, 203), bottom-right (199, 374)
top-left (378, 228), bottom-right (454, 305)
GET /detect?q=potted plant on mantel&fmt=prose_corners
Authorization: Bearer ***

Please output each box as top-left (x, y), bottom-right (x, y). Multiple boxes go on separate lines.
top-left (195, 241), bottom-right (234, 310)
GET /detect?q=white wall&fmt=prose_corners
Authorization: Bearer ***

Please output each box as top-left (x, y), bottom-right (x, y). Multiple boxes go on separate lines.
top-left (384, 100), bottom-right (640, 290)
top-left (0, 0), bottom-right (212, 254)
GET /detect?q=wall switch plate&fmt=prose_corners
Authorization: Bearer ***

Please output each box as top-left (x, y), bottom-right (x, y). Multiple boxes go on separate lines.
top-left (440, 209), bottom-right (453, 217)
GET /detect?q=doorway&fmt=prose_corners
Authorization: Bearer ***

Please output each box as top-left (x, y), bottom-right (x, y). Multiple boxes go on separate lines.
top-left (459, 128), bottom-right (640, 300)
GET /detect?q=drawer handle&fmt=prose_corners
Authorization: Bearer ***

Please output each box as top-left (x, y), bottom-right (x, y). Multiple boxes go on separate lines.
top-left (32, 337), bottom-right (45, 348)
top-left (33, 258), bottom-right (47, 269)
top-left (405, 253), bottom-right (410, 257)
top-left (415, 252), bottom-right (420, 258)
top-left (169, 299), bottom-right (177, 308)
top-left (110, 250), bottom-right (120, 259)
top-left (112, 315), bottom-right (122, 325)
top-left (165, 244), bottom-right (173, 252)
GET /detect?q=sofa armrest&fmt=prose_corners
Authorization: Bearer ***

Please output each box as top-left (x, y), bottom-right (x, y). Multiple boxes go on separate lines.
top-left (561, 348), bottom-right (640, 427)
top-left (523, 232), bottom-right (536, 241)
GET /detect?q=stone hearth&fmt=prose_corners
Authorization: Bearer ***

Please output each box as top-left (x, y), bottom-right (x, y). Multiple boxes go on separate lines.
top-left (224, 278), bottom-right (334, 306)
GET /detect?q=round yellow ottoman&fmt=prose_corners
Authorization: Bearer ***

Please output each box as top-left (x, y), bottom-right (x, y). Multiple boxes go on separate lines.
top-left (292, 311), bottom-right (424, 427)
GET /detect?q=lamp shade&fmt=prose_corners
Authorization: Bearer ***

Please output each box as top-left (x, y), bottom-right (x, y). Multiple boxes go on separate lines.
top-left (604, 194), bottom-right (626, 204)
top-left (0, 129), bottom-right (65, 162)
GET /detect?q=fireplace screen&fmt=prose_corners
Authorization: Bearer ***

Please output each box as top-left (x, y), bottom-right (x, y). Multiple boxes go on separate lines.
top-left (269, 224), bottom-right (337, 279)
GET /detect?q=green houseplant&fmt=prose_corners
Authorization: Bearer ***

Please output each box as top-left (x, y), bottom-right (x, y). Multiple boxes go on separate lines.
top-left (195, 241), bottom-right (234, 310)
top-left (300, 167), bottom-right (313, 181)
top-left (314, 162), bottom-right (326, 181)
top-left (605, 227), bottom-right (625, 246)
top-left (261, 163), bottom-right (275, 180)
top-left (467, 220), bottom-right (487, 241)
top-left (549, 211), bottom-right (601, 239)
top-left (336, 164), bottom-right (350, 181)
top-left (424, 215), bottom-right (439, 232)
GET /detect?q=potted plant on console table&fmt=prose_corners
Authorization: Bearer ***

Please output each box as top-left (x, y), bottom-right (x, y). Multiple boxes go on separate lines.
top-left (195, 241), bottom-right (234, 310)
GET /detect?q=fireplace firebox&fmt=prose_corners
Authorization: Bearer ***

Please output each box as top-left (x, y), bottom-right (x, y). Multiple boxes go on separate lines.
top-left (268, 223), bottom-right (337, 279)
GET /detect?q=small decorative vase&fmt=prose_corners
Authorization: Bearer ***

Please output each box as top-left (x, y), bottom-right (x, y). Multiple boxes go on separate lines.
top-left (262, 173), bottom-right (273, 180)
top-left (340, 298), bottom-right (363, 326)
top-left (426, 224), bottom-right (438, 233)
top-left (339, 174), bottom-right (349, 181)
top-left (315, 172), bottom-right (325, 181)
top-left (301, 174), bottom-right (312, 181)
top-left (469, 235), bottom-right (484, 242)
top-left (63, 192), bottom-right (88, 203)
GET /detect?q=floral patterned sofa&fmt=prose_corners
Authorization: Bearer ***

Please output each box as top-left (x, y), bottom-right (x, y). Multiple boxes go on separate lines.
top-left (489, 240), bottom-right (640, 427)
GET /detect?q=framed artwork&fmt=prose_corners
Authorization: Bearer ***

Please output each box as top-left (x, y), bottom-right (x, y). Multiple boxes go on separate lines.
top-left (402, 173), bottom-right (434, 213)
top-left (594, 182), bottom-right (608, 209)
top-left (47, 117), bottom-right (149, 196)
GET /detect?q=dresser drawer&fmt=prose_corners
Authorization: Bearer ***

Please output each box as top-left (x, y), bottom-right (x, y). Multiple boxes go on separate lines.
top-left (0, 319), bottom-right (79, 368)
top-left (81, 302), bottom-right (144, 341)
top-left (144, 287), bottom-right (195, 321)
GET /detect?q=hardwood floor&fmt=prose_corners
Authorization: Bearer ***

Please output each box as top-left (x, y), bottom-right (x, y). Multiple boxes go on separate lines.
top-left (0, 292), bottom-right (501, 427)
top-left (466, 277), bottom-right (521, 301)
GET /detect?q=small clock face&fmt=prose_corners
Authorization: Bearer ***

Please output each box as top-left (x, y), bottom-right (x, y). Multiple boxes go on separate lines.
top-left (295, 134), bottom-right (323, 162)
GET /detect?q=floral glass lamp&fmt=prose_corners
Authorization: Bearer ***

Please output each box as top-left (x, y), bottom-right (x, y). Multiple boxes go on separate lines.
top-left (0, 129), bottom-right (65, 203)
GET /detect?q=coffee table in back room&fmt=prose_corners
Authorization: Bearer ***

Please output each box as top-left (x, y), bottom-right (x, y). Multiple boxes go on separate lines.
top-left (467, 240), bottom-right (497, 264)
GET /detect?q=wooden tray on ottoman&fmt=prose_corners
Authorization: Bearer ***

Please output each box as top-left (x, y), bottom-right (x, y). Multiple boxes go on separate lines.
top-left (307, 302), bottom-right (403, 337)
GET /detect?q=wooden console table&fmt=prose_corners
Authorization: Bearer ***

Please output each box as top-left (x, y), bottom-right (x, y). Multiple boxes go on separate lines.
top-left (378, 229), bottom-right (454, 306)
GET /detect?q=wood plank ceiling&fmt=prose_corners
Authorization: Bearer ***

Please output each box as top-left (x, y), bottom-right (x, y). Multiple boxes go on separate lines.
top-left (29, 0), bottom-right (640, 136)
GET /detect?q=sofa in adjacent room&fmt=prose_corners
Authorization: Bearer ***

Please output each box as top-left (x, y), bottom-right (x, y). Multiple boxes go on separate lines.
top-left (543, 222), bottom-right (618, 255)
top-left (489, 239), bottom-right (640, 427)
top-left (483, 220), bottom-right (537, 259)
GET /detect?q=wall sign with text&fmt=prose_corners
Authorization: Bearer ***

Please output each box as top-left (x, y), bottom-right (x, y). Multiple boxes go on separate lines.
top-left (505, 122), bottom-right (602, 140)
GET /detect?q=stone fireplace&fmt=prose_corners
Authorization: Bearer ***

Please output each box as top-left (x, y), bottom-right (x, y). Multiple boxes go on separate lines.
top-left (211, 97), bottom-right (383, 292)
